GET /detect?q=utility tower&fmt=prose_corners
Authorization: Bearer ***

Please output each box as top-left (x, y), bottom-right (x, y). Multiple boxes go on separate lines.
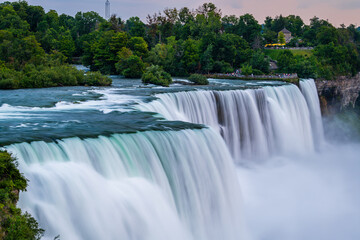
top-left (105, 0), bottom-right (110, 19)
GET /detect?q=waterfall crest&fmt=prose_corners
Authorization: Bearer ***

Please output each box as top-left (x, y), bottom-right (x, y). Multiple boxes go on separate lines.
top-left (137, 80), bottom-right (323, 161)
top-left (7, 129), bottom-right (242, 240)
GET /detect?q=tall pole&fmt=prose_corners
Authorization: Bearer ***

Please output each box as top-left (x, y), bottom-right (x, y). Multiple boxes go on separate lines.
top-left (105, 0), bottom-right (110, 19)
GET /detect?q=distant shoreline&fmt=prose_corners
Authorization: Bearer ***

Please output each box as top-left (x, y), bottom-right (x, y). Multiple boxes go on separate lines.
top-left (205, 73), bottom-right (300, 84)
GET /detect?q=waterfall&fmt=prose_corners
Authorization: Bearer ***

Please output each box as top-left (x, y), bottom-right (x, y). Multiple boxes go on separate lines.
top-left (137, 81), bottom-right (322, 161)
top-left (6, 129), bottom-right (243, 240)
top-left (300, 79), bottom-right (325, 148)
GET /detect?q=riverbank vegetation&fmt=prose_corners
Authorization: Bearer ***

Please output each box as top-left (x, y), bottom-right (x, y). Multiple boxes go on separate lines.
top-left (1, 1), bottom-right (360, 85)
top-left (142, 65), bottom-right (172, 86)
top-left (0, 2), bottom-right (111, 89)
top-left (0, 150), bottom-right (44, 239)
top-left (188, 74), bottom-right (209, 85)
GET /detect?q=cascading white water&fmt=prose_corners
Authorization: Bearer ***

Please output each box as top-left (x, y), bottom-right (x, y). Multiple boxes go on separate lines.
top-left (137, 80), bottom-right (322, 161)
top-left (6, 129), bottom-right (243, 240)
top-left (299, 79), bottom-right (325, 148)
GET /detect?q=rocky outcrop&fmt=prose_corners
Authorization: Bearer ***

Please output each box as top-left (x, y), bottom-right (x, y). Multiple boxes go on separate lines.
top-left (315, 73), bottom-right (360, 114)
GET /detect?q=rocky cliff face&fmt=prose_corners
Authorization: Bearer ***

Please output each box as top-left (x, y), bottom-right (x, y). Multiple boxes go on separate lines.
top-left (315, 74), bottom-right (360, 114)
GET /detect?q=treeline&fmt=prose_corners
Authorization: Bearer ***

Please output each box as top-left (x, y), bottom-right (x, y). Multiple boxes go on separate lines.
top-left (1, 1), bottom-right (360, 85)
top-left (0, 150), bottom-right (44, 239)
top-left (83, 3), bottom-right (360, 79)
top-left (264, 15), bottom-right (360, 78)
top-left (0, 1), bottom-right (111, 89)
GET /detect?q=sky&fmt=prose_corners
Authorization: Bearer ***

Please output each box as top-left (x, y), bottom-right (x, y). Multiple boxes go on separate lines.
top-left (12, 0), bottom-right (360, 27)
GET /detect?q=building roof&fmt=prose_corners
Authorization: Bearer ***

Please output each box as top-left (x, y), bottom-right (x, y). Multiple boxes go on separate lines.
top-left (280, 28), bottom-right (291, 34)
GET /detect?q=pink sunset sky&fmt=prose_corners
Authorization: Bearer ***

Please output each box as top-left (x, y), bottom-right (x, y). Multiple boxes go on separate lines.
top-left (21, 0), bottom-right (360, 27)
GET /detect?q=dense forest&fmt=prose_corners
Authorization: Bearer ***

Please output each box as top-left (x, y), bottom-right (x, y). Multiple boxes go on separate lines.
top-left (0, 1), bottom-right (112, 89)
top-left (1, 0), bottom-right (360, 85)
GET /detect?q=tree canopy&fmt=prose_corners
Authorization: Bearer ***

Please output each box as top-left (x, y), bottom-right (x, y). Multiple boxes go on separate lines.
top-left (1, 0), bottom-right (360, 84)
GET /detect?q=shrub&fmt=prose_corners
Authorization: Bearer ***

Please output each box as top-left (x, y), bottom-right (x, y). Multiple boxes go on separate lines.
top-left (252, 69), bottom-right (264, 75)
top-left (212, 61), bottom-right (234, 73)
top-left (188, 74), bottom-right (209, 85)
top-left (0, 79), bottom-right (17, 89)
top-left (0, 151), bottom-right (44, 239)
top-left (84, 71), bottom-right (112, 86)
top-left (141, 65), bottom-right (172, 87)
top-left (0, 64), bottom-right (111, 89)
top-left (241, 64), bottom-right (253, 76)
top-left (116, 55), bottom-right (145, 78)
top-left (0, 67), bottom-right (20, 89)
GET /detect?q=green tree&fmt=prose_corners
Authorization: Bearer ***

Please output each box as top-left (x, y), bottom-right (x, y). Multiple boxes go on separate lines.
top-left (142, 65), bottom-right (172, 86)
top-left (200, 44), bottom-right (214, 73)
top-left (128, 36), bottom-right (148, 57)
top-left (181, 38), bottom-right (200, 73)
top-left (221, 15), bottom-right (239, 34)
top-left (116, 48), bottom-right (145, 78)
top-left (241, 64), bottom-right (253, 75)
top-left (250, 51), bottom-right (269, 73)
top-left (188, 74), bottom-right (209, 85)
top-left (215, 33), bottom-right (252, 68)
top-left (263, 29), bottom-right (277, 44)
top-left (56, 28), bottom-right (75, 59)
top-left (125, 17), bottom-right (146, 38)
top-left (278, 32), bottom-right (286, 44)
top-left (74, 11), bottom-right (104, 36)
top-left (90, 31), bottom-right (128, 74)
top-left (237, 14), bottom-right (261, 44)
top-left (277, 50), bottom-right (296, 72)
top-left (316, 26), bottom-right (338, 45)
top-left (0, 151), bottom-right (44, 239)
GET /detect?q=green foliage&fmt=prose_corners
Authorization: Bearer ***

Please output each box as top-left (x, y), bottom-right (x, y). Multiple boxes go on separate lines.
top-left (252, 69), bottom-right (264, 75)
top-left (250, 51), bottom-right (269, 73)
top-left (237, 14), bottom-right (262, 44)
top-left (125, 17), bottom-right (146, 38)
top-left (90, 31), bottom-right (129, 74)
top-left (0, 150), bottom-right (44, 239)
top-left (4, 213), bottom-right (44, 240)
top-left (0, 64), bottom-right (111, 89)
top-left (212, 61), bottom-right (234, 73)
top-left (264, 49), bottom-right (313, 59)
top-left (128, 37), bottom-right (148, 58)
top-left (188, 74), bottom-right (209, 85)
top-left (278, 32), bottom-right (286, 44)
top-left (1, 1), bottom-right (360, 82)
top-left (142, 65), bottom-right (172, 87)
top-left (116, 53), bottom-right (145, 78)
top-left (263, 29), bottom-right (278, 44)
top-left (276, 50), bottom-right (296, 71)
top-left (266, 49), bottom-right (318, 78)
top-left (241, 64), bottom-right (253, 75)
top-left (181, 38), bottom-right (200, 73)
top-left (83, 71), bottom-right (112, 86)
top-left (214, 33), bottom-right (252, 68)
top-left (200, 44), bottom-right (214, 73)
top-left (0, 151), bottom-right (27, 193)
top-left (313, 42), bottom-right (360, 78)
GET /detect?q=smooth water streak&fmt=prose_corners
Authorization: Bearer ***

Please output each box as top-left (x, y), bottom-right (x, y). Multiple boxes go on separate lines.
top-left (7, 128), bottom-right (243, 240)
top-left (137, 80), bottom-right (322, 162)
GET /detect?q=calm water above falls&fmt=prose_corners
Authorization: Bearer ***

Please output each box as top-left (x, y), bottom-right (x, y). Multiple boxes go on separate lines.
top-left (1, 77), bottom-right (359, 240)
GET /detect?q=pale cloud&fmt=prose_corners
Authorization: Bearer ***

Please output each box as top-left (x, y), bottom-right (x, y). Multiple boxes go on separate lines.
top-left (337, 1), bottom-right (360, 10)
top-left (296, 0), bottom-right (360, 9)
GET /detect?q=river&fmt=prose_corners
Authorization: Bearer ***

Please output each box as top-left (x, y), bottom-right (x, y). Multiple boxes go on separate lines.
top-left (0, 76), bottom-right (359, 240)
